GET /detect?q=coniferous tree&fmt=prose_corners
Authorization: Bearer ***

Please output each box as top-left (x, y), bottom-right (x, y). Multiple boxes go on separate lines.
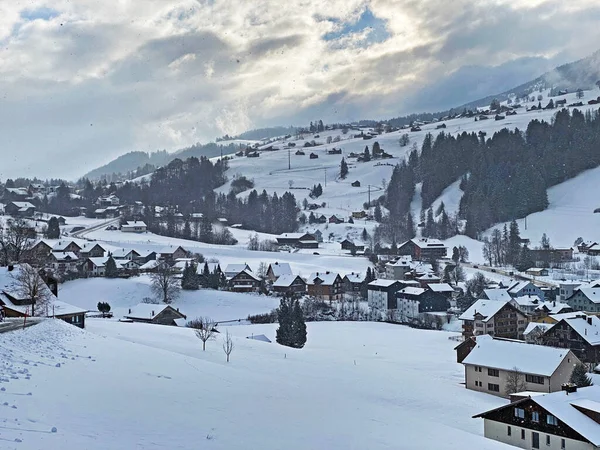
top-left (340, 158), bottom-right (349, 179)
top-left (570, 363), bottom-right (593, 387)
top-left (363, 146), bottom-right (371, 162)
top-left (45, 217), bottom-right (60, 239)
top-left (105, 257), bottom-right (119, 278)
top-left (276, 296), bottom-right (307, 349)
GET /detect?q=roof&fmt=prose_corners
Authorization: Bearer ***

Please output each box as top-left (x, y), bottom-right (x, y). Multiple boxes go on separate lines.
top-left (124, 304), bottom-right (171, 320)
top-left (51, 252), bottom-right (79, 261)
top-left (9, 201), bottom-right (35, 209)
top-left (368, 279), bottom-right (400, 288)
top-left (416, 273), bottom-right (440, 281)
top-left (463, 335), bottom-right (573, 376)
top-left (459, 299), bottom-right (510, 322)
top-left (483, 289), bottom-right (512, 302)
top-left (268, 262), bottom-right (293, 277)
top-left (508, 280), bottom-right (537, 295)
top-left (307, 272), bottom-right (340, 286)
top-left (273, 274), bottom-right (304, 288)
top-left (563, 316), bottom-right (600, 346)
top-left (50, 300), bottom-right (87, 316)
top-left (398, 287), bottom-right (427, 296)
top-left (523, 322), bottom-right (554, 336)
top-left (247, 334), bottom-right (272, 343)
top-left (122, 221), bottom-right (147, 227)
top-left (159, 246), bottom-right (185, 255)
top-left (231, 269), bottom-right (261, 282)
top-left (52, 241), bottom-right (81, 251)
top-left (513, 295), bottom-right (543, 307)
top-left (428, 283), bottom-right (455, 293)
top-left (344, 272), bottom-right (366, 283)
top-left (111, 248), bottom-right (139, 258)
top-left (577, 288), bottom-right (600, 304)
top-left (408, 238), bottom-right (446, 249)
top-left (224, 264), bottom-right (250, 275)
top-left (139, 260), bottom-right (159, 270)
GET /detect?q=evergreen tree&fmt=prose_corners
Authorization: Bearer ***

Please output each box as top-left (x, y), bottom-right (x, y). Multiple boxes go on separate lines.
top-left (45, 217), bottom-right (60, 239)
top-left (105, 257), bottom-right (119, 278)
top-left (570, 363), bottom-right (593, 387)
top-left (340, 158), bottom-right (349, 179)
top-left (452, 246), bottom-right (460, 263)
top-left (291, 299), bottom-right (307, 348)
top-left (363, 146), bottom-right (371, 162)
top-left (362, 228), bottom-right (369, 241)
top-left (372, 141), bottom-right (381, 158)
top-left (276, 297), bottom-right (307, 349)
top-left (374, 204), bottom-right (382, 222)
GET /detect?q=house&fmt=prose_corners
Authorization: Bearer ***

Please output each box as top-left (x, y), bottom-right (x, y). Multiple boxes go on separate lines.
top-left (427, 283), bottom-right (455, 299)
top-left (340, 239), bottom-right (356, 251)
top-left (52, 241), bottom-right (82, 256)
top-left (396, 287), bottom-right (450, 322)
top-left (454, 336), bottom-right (478, 364)
top-left (135, 250), bottom-right (157, 265)
top-left (82, 257), bottom-right (115, 277)
top-left (79, 243), bottom-right (106, 259)
top-left (121, 221), bottom-right (147, 233)
top-left (351, 180), bottom-right (361, 187)
top-left (48, 252), bottom-right (79, 272)
top-left (523, 322), bottom-right (554, 344)
top-left (473, 386), bottom-right (600, 450)
top-left (272, 275), bottom-right (307, 296)
top-left (310, 230), bottom-right (323, 243)
top-left (508, 280), bottom-right (546, 301)
top-left (398, 238), bottom-right (447, 261)
top-left (566, 288), bottom-right (600, 313)
top-left (3, 187), bottom-right (29, 202)
top-left (483, 288), bottom-right (513, 302)
top-left (416, 273), bottom-right (441, 288)
top-left (525, 268), bottom-right (549, 277)
top-left (28, 240), bottom-right (53, 262)
top-left (229, 269), bottom-right (262, 293)
top-left (352, 211), bottom-right (367, 219)
top-left (307, 272), bottom-right (343, 301)
top-left (329, 215), bottom-right (343, 224)
top-left (266, 262), bottom-right (293, 282)
top-left (343, 272), bottom-right (367, 299)
top-left (558, 282), bottom-right (583, 302)
top-left (529, 248), bottom-right (574, 264)
top-left (224, 263), bottom-right (252, 279)
top-left (385, 256), bottom-right (412, 280)
top-left (462, 335), bottom-right (579, 398)
top-left (159, 246), bottom-right (188, 262)
top-left (459, 299), bottom-right (528, 339)
top-left (276, 233), bottom-right (318, 249)
top-left (139, 260), bottom-right (160, 273)
top-left (367, 279), bottom-right (404, 311)
top-left (5, 201), bottom-right (36, 217)
top-left (0, 264), bottom-right (86, 327)
top-left (513, 295), bottom-right (544, 315)
top-left (542, 315), bottom-right (600, 364)
top-left (124, 304), bottom-right (186, 326)
top-left (110, 248), bottom-right (140, 261)
top-left (531, 301), bottom-right (574, 322)
top-left (96, 194), bottom-right (120, 207)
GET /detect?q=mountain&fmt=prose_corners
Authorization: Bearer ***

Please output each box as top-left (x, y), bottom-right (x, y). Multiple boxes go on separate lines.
top-left (233, 126), bottom-right (298, 141)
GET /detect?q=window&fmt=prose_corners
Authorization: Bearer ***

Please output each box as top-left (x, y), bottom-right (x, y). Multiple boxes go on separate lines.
top-left (561, 438), bottom-right (565, 449)
top-left (532, 432), bottom-right (540, 449)
top-left (515, 408), bottom-right (525, 419)
top-left (507, 426), bottom-right (511, 436)
top-left (532, 411), bottom-right (539, 422)
top-left (488, 383), bottom-right (500, 392)
top-left (546, 435), bottom-right (551, 446)
top-left (547, 415), bottom-right (558, 426)
top-left (521, 429), bottom-right (525, 440)
top-left (526, 374), bottom-right (545, 385)
top-left (488, 368), bottom-right (499, 377)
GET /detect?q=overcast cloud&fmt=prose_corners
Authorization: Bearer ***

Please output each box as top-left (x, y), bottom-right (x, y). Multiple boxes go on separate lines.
top-left (1, 0), bottom-right (599, 179)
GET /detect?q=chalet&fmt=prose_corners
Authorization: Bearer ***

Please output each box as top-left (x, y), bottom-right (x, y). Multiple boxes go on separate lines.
top-left (352, 211), bottom-right (367, 219)
top-left (542, 315), bottom-right (600, 364)
top-left (272, 275), bottom-right (307, 296)
top-left (473, 386), bottom-right (600, 450)
top-left (0, 264), bottom-right (86, 327)
top-left (82, 257), bottom-right (115, 277)
top-left (295, 150), bottom-right (305, 155)
top-left (121, 221), bottom-right (147, 233)
top-left (124, 304), bottom-right (186, 326)
top-left (3, 187), bottom-right (30, 202)
top-left (508, 280), bottom-right (546, 301)
top-left (566, 288), bottom-right (600, 313)
top-left (463, 335), bottom-right (579, 398)
top-left (329, 215), bottom-right (344, 224)
top-left (310, 230), bottom-right (323, 243)
top-left (398, 238), bottom-right (447, 261)
top-left (110, 248), bottom-right (140, 261)
top-left (229, 269), bottom-right (262, 293)
top-left (79, 243), bottom-right (106, 259)
top-left (523, 322), bottom-right (554, 344)
top-left (96, 194), bottom-right (120, 207)
top-left (525, 267), bottom-right (549, 277)
top-left (340, 239), bottom-right (357, 251)
top-left (385, 256), bottom-right (412, 280)
top-left (343, 272), bottom-right (367, 299)
top-left (427, 283), bottom-right (455, 299)
top-left (351, 180), bottom-right (361, 187)
top-left (135, 250), bottom-right (157, 265)
top-left (276, 233), bottom-right (318, 249)
top-left (52, 241), bottom-right (82, 256)
top-left (307, 272), bottom-right (343, 301)
top-left (367, 279), bottom-right (404, 311)
top-left (48, 252), bottom-right (79, 272)
top-left (559, 282), bottom-right (583, 302)
top-left (5, 202), bottom-right (36, 217)
top-left (512, 295), bottom-right (544, 315)
top-left (459, 299), bottom-right (528, 339)
top-left (416, 273), bottom-right (441, 288)
top-left (266, 262), bottom-right (293, 282)
top-left (159, 246), bottom-right (188, 262)
top-left (529, 248), bottom-right (574, 264)
top-left (482, 288), bottom-right (513, 302)
top-left (309, 153), bottom-right (318, 159)
top-left (224, 264), bottom-right (252, 279)
top-left (395, 287), bottom-right (450, 322)
top-left (28, 240), bottom-right (53, 262)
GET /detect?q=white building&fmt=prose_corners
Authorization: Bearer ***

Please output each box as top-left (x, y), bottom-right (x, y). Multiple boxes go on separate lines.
top-left (121, 221), bottom-right (147, 233)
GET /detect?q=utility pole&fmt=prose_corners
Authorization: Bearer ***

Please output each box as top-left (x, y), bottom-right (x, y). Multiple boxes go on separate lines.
top-left (524, 216), bottom-right (527, 230)
top-left (324, 168), bottom-right (327, 187)
top-left (368, 185), bottom-right (371, 208)
top-left (288, 148), bottom-right (291, 170)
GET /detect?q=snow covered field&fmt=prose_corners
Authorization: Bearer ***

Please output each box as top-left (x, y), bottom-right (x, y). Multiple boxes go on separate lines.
top-left (0, 319), bottom-right (511, 449)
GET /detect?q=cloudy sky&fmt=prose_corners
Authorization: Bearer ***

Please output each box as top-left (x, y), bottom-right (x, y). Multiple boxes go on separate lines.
top-left (1, 0), bottom-right (599, 180)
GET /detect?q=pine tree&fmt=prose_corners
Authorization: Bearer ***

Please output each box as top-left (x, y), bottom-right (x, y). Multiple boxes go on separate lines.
top-left (363, 146), bottom-right (371, 162)
top-left (374, 204), bottom-right (382, 222)
top-left (570, 363), bottom-right (593, 387)
top-left (46, 217), bottom-right (60, 239)
top-left (340, 158), bottom-right (349, 179)
top-left (452, 246), bottom-right (460, 263)
top-left (105, 257), bottom-right (119, 278)
top-left (291, 299), bottom-right (307, 348)
top-left (276, 297), bottom-right (307, 349)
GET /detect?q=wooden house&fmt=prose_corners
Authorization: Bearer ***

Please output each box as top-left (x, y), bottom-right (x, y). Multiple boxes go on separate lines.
top-left (229, 270), bottom-right (262, 293)
top-left (124, 304), bottom-right (187, 326)
top-left (307, 272), bottom-right (343, 301)
top-left (272, 275), bottom-right (307, 296)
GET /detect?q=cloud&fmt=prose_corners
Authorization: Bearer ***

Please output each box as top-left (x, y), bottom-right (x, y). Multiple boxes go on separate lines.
top-left (1, 0), bottom-right (599, 179)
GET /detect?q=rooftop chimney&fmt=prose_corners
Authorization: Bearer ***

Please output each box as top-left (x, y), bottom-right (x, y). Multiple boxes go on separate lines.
top-left (562, 383), bottom-right (577, 395)
top-left (588, 317), bottom-right (593, 326)
top-left (151, 310), bottom-right (155, 316)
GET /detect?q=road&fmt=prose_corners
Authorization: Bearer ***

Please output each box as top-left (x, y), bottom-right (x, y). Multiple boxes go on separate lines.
top-left (70, 217), bottom-right (121, 240)
top-left (0, 318), bottom-right (41, 334)
top-left (460, 262), bottom-right (559, 288)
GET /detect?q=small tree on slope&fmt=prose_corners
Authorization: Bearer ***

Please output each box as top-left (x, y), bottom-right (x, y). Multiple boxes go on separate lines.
top-left (570, 363), bottom-right (593, 387)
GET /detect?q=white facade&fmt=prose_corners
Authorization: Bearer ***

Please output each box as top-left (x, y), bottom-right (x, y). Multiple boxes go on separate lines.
top-left (367, 289), bottom-right (389, 311)
top-left (397, 297), bottom-right (419, 321)
top-left (483, 419), bottom-right (593, 450)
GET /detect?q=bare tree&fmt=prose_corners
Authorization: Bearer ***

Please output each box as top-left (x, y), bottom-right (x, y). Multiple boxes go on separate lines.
top-left (222, 329), bottom-right (234, 362)
top-left (505, 367), bottom-right (527, 396)
top-left (10, 264), bottom-right (52, 317)
top-left (256, 261), bottom-right (268, 279)
top-left (0, 218), bottom-right (36, 265)
top-left (191, 316), bottom-right (217, 351)
top-left (149, 261), bottom-right (180, 304)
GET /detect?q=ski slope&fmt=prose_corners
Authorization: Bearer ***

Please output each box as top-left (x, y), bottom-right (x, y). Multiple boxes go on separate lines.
top-left (0, 319), bottom-right (510, 449)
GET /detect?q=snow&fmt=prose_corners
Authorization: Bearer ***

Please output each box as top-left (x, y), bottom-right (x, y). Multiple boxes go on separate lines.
top-left (459, 299), bottom-right (509, 322)
top-left (124, 303), bottom-right (170, 320)
top-left (0, 319), bottom-right (510, 449)
top-left (463, 335), bottom-right (571, 376)
top-left (307, 272), bottom-right (340, 285)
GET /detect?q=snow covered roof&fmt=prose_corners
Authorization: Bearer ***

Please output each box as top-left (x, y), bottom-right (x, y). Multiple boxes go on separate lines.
top-left (247, 334), bottom-right (272, 343)
top-left (577, 288), bottom-right (600, 304)
top-left (523, 322), bottom-right (554, 336)
top-left (508, 280), bottom-right (536, 294)
top-left (409, 238), bottom-right (446, 249)
top-left (273, 274), bottom-right (304, 288)
top-left (307, 272), bottom-right (340, 286)
top-left (428, 283), bottom-right (455, 293)
top-left (268, 262), bottom-right (292, 278)
top-left (459, 299), bottom-right (510, 322)
top-left (536, 301), bottom-right (572, 314)
top-left (52, 240), bottom-right (81, 251)
top-left (173, 318), bottom-right (187, 327)
top-left (368, 279), bottom-right (400, 288)
top-left (50, 301), bottom-right (87, 316)
top-left (463, 335), bottom-right (572, 376)
top-left (563, 316), bottom-right (600, 346)
top-left (231, 269), bottom-right (261, 282)
top-left (10, 201), bottom-right (35, 209)
top-left (398, 287), bottom-right (427, 297)
top-left (51, 252), bottom-right (79, 261)
top-left (111, 248), bottom-right (139, 258)
top-left (416, 273), bottom-right (440, 281)
top-left (386, 259), bottom-right (411, 267)
top-left (124, 304), bottom-right (170, 320)
top-left (122, 221), bottom-right (147, 227)
top-left (483, 289), bottom-right (512, 302)
top-left (513, 295), bottom-right (543, 307)
top-left (159, 246), bottom-right (186, 255)
top-left (139, 260), bottom-right (159, 270)
top-left (224, 264), bottom-right (251, 276)
top-left (344, 272), bottom-right (366, 283)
